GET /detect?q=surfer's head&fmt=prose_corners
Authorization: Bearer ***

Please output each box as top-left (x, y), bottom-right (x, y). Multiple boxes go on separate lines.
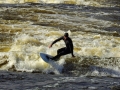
top-left (64, 33), bottom-right (69, 39)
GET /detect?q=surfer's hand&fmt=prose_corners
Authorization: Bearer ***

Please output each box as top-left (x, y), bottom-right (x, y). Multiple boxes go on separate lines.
top-left (72, 54), bottom-right (75, 57)
top-left (49, 44), bottom-right (52, 48)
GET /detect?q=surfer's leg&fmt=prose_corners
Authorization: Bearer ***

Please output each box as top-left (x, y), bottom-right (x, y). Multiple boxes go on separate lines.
top-left (50, 48), bottom-right (65, 60)
top-left (51, 48), bottom-right (70, 61)
top-left (57, 47), bottom-right (66, 55)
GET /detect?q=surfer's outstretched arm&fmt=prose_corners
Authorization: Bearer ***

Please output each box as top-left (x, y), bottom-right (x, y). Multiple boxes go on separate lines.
top-left (49, 36), bottom-right (63, 48)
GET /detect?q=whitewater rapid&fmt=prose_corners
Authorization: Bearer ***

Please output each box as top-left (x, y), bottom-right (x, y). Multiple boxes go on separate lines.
top-left (0, 2), bottom-right (120, 77)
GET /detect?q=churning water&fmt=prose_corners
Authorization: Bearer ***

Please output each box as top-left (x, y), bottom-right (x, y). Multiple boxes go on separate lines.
top-left (0, 0), bottom-right (120, 89)
top-left (0, 0), bottom-right (120, 90)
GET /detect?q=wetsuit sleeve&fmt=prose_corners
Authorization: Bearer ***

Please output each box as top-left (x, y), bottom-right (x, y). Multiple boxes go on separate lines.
top-left (68, 39), bottom-right (74, 56)
top-left (51, 36), bottom-right (63, 46)
top-left (69, 44), bottom-right (74, 56)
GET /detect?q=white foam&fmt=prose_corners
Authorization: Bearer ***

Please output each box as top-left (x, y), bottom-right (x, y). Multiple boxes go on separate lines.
top-left (0, 0), bottom-right (104, 7)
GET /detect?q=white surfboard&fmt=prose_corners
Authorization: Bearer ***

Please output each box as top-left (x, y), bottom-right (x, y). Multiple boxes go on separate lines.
top-left (40, 53), bottom-right (63, 73)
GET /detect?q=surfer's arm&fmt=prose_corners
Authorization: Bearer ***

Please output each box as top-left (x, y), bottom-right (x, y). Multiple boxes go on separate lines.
top-left (68, 39), bottom-right (75, 57)
top-left (69, 45), bottom-right (75, 57)
top-left (49, 36), bottom-right (63, 48)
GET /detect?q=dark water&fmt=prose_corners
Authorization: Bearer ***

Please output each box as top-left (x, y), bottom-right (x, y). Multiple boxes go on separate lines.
top-left (0, 71), bottom-right (120, 90)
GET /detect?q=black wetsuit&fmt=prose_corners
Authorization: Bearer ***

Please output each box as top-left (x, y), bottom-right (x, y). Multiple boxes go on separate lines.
top-left (51, 36), bottom-right (74, 60)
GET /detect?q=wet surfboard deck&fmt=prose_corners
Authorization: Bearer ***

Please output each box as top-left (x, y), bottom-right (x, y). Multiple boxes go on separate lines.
top-left (40, 53), bottom-right (53, 63)
top-left (40, 53), bottom-right (63, 74)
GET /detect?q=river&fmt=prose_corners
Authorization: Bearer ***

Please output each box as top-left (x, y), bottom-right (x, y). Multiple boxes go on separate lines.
top-left (0, 0), bottom-right (120, 90)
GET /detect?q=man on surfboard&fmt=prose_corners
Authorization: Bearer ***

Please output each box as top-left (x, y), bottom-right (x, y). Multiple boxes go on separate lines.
top-left (49, 33), bottom-right (75, 61)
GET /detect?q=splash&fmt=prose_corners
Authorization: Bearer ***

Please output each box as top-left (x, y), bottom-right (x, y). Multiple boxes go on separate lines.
top-left (5, 32), bottom-right (65, 74)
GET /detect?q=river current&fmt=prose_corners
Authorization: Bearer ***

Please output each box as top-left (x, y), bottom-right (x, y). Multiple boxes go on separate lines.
top-left (0, 0), bottom-right (120, 89)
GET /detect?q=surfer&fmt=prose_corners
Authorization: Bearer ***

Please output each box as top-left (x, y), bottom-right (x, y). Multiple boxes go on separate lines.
top-left (49, 33), bottom-right (75, 61)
